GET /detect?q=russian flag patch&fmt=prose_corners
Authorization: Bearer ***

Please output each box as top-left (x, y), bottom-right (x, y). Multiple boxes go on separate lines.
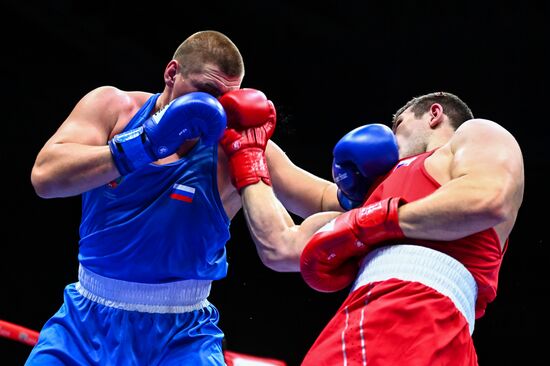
top-left (170, 184), bottom-right (195, 203)
top-left (394, 156), bottom-right (418, 170)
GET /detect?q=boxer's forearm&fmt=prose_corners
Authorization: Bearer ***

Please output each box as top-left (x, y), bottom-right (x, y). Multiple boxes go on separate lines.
top-left (241, 182), bottom-right (340, 272)
top-left (31, 143), bottom-right (120, 198)
top-left (242, 182), bottom-right (301, 271)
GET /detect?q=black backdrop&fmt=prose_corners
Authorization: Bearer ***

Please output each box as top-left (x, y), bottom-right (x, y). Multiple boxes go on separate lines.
top-left (2, 1), bottom-right (548, 365)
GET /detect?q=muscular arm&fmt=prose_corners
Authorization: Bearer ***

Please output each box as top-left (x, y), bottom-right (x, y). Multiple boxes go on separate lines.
top-left (31, 86), bottom-right (137, 198)
top-left (241, 182), bottom-right (341, 271)
top-left (398, 119), bottom-right (524, 246)
top-left (266, 140), bottom-right (342, 218)
top-left (239, 140), bottom-right (343, 271)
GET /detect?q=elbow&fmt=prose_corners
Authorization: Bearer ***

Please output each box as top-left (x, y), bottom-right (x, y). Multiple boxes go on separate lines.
top-left (259, 252), bottom-right (287, 272)
top-left (490, 201), bottom-right (510, 226)
top-left (479, 189), bottom-right (510, 226)
top-left (257, 245), bottom-right (299, 272)
top-left (261, 257), bottom-right (283, 272)
top-left (31, 167), bottom-right (58, 199)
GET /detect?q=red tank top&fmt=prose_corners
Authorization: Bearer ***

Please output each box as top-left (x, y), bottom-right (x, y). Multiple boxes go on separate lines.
top-left (364, 150), bottom-right (506, 318)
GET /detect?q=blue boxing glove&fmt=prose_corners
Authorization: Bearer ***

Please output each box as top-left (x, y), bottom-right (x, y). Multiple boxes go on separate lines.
top-left (332, 123), bottom-right (399, 210)
top-left (109, 92), bottom-right (226, 175)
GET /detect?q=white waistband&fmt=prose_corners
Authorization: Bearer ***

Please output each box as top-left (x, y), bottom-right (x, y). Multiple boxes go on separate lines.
top-left (76, 265), bottom-right (211, 313)
top-left (351, 245), bottom-right (478, 334)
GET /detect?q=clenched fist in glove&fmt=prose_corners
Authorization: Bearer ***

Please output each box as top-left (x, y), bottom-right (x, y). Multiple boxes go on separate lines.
top-left (109, 92), bottom-right (226, 175)
top-left (332, 124), bottom-right (398, 210)
top-left (219, 88), bottom-right (276, 191)
top-left (300, 196), bottom-right (406, 293)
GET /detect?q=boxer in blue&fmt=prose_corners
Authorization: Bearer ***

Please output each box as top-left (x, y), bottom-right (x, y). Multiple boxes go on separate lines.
top-left (28, 30), bottom-right (344, 365)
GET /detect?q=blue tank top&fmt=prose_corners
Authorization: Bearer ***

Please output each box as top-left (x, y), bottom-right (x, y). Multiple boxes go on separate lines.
top-left (78, 94), bottom-right (230, 283)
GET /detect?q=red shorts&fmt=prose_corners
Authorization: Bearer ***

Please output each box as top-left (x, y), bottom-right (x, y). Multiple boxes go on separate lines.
top-left (301, 279), bottom-right (478, 366)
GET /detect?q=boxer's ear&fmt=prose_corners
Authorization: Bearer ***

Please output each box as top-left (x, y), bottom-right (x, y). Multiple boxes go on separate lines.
top-left (429, 103), bottom-right (444, 128)
top-left (164, 60), bottom-right (179, 87)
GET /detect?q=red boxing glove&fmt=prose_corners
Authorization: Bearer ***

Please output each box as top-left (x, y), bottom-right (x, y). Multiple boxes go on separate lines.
top-left (300, 196), bottom-right (406, 293)
top-left (219, 89), bottom-right (276, 191)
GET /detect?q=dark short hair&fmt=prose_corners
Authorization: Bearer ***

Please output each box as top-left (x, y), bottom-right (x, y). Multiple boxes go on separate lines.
top-left (392, 92), bottom-right (474, 130)
top-left (173, 30), bottom-right (244, 78)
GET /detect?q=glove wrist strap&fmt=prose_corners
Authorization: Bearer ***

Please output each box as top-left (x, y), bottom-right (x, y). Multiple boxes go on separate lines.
top-left (355, 196), bottom-right (405, 242)
top-left (228, 148), bottom-right (271, 191)
top-left (108, 127), bottom-right (154, 175)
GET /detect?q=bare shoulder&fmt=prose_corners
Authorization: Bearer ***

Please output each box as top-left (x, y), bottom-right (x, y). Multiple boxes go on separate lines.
top-left (82, 87), bottom-right (151, 118)
top-left (51, 86), bottom-right (155, 145)
top-left (78, 87), bottom-right (153, 137)
top-left (449, 118), bottom-right (524, 177)
top-left (455, 118), bottom-right (517, 141)
top-left (452, 118), bottom-right (520, 151)
top-left (82, 86), bottom-right (128, 107)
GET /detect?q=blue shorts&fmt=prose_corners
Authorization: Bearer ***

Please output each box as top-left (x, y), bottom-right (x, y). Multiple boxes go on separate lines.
top-left (25, 267), bottom-right (225, 365)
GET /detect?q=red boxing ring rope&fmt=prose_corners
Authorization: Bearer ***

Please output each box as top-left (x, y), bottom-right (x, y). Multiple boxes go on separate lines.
top-left (0, 319), bottom-right (39, 346)
top-left (0, 319), bottom-right (288, 365)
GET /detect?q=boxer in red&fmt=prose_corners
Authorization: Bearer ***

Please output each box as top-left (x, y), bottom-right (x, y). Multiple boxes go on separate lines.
top-left (230, 92), bottom-right (524, 365)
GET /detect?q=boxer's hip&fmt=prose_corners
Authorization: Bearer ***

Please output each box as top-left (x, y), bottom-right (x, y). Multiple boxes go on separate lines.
top-left (350, 244), bottom-right (477, 334)
top-left (76, 264), bottom-right (211, 313)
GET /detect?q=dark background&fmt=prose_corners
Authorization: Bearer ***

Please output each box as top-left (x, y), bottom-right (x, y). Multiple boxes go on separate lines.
top-left (2, 1), bottom-right (548, 365)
